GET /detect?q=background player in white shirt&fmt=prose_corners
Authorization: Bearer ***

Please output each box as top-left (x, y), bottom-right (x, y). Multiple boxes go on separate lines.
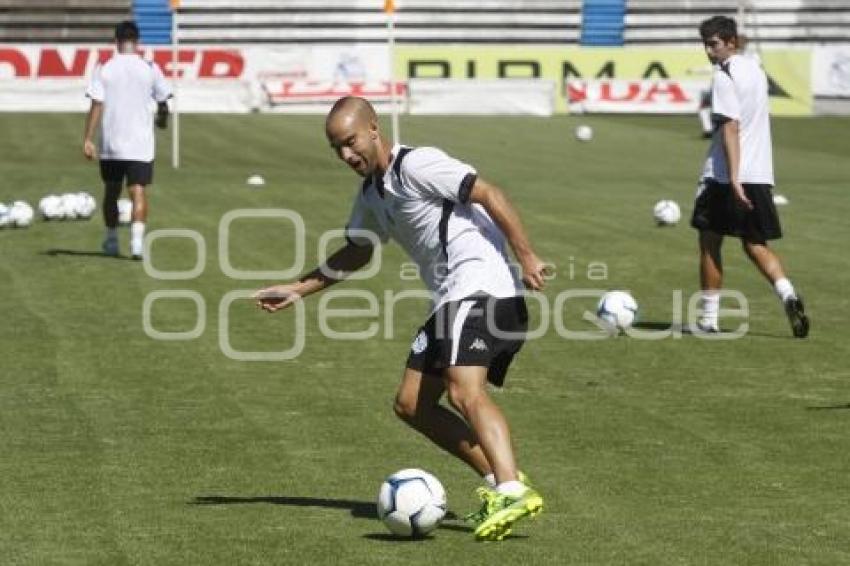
top-left (83, 20), bottom-right (171, 259)
top-left (255, 96), bottom-right (548, 540)
top-left (692, 16), bottom-right (808, 338)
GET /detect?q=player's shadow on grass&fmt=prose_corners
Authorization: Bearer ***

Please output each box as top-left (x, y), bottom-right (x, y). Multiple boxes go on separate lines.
top-left (43, 248), bottom-right (134, 261)
top-left (190, 495), bottom-right (473, 535)
top-left (806, 403), bottom-right (850, 410)
top-left (632, 321), bottom-right (787, 339)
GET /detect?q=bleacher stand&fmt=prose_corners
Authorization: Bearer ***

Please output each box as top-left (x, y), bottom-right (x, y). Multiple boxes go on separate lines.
top-left (2, 1), bottom-right (849, 45)
top-left (0, 0), bottom-right (130, 43)
top-left (625, 0), bottom-right (850, 44)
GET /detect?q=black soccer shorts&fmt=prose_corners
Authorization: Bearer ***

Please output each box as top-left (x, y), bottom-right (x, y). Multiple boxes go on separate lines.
top-left (406, 294), bottom-right (528, 387)
top-left (691, 179), bottom-right (782, 243)
top-left (100, 160), bottom-right (154, 187)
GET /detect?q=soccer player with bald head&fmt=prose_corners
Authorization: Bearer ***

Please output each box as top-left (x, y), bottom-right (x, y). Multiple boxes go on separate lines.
top-left (255, 96), bottom-right (547, 540)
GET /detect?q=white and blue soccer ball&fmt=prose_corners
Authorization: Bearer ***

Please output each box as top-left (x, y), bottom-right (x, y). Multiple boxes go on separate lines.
top-left (653, 199), bottom-right (681, 226)
top-left (596, 290), bottom-right (639, 332)
top-left (377, 468), bottom-right (446, 537)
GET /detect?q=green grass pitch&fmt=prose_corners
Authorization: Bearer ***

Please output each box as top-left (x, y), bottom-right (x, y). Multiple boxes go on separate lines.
top-left (1, 112), bottom-right (848, 564)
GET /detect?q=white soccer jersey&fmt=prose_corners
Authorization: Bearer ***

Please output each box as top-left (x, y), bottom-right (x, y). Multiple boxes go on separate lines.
top-left (345, 145), bottom-right (523, 312)
top-left (701, 53), bottom-right (774, 185)
top-left (86, 53), bottom-right (171, 162)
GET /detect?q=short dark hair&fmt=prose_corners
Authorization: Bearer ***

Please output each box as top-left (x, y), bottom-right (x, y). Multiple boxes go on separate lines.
top-left (115, 20), bottom-right (140, 42)
top-left (699, 16), bottom-right (737, 43)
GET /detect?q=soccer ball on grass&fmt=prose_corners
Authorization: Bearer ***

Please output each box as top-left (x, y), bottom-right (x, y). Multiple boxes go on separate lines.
top-left (653, 200), bottom-right (681, 226)
top-left (377, 468), bottom-right (446, 537)
top-left (596, 291), bottom-right (639, 333)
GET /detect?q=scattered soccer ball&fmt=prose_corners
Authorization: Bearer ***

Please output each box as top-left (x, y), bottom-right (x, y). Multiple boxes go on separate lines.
top-left (118, 198), bottom-right (133, 225)
top-left (575, 124), bottom-right (593, 142)
top-left (39, 192), bottom-right (96, 220)
top-left (59, 193), bottom-right (80, 219)
top-left (772, 194), bottom-right (789, 206)
top-left (377, 468), bottom-right (447, 537)
top-left (246, 174), bottom-right (265, 187)
top-left (0, 203), bottom-right (10, 228)
top-left (74, 192), bottom-right (97, 219)
top-left (596, 290), bottom-right (639, 332)
top-left (39, 195), bottom-right (62, 220)
top-left (653, 199), bottom-right (681, 226)
top-left (8, 201), bottom-right (34, 228)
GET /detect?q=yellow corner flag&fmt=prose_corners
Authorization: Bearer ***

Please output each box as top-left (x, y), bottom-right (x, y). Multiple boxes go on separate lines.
top-left (383, 0), bottom-right (395, 14)
top-left (170, 0), bottom-right (180, 9)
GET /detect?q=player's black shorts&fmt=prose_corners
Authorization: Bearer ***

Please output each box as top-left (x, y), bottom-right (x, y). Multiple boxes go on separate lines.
top-left (100, 160), bottom-right (153, 187)
top-left (406, 294), bottom-right (528, 387)
top-left (691, 179), bottom-right (782, 243)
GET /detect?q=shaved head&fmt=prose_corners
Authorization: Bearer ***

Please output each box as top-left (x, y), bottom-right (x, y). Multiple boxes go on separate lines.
top-left (326, 96), bottom-right (378, 133)
top-left (325, 96), bottom-right (389, 178)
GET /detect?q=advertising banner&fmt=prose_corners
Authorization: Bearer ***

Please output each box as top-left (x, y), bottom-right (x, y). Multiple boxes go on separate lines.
top-left (0, 44), bottom-right (392, 113)
top-left (568, 79), bottom-right (706, 113)
top-left (812, 45), bottom-right (850, 98)
top-left (408, 79), bottom-right (555, 115)
top-left (0, 44), bottom-right (812, 115)
top-left (395, 45), bottom-right (812, 116)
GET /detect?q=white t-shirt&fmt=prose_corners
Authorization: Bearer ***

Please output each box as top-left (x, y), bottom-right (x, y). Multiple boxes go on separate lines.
top-left (345, 145), bottom-right (522, 312)
top-left (86, 53), bottom-right (171, 162)
top-left (701, 53), bottom-right (774, 185)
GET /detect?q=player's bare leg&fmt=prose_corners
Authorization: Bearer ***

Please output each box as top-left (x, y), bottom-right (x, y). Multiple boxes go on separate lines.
top-left (128, 184), bottom-right (147, 259)
top-left (742, 240), bottom-right (809, 337)
top-left (128, 184), bottom-right (147, 222)
top-left (698, 230), bottom-right (724, 331)
top-left (395, 367), bottom-right (535, 530)
top-left (442, 365), bottom-right (516, 483)
top-left (101, 181), bottom-right (121, 256)
top-left (442, 365), bottom-right (542, 540)
top-left (741, 240), bottom-right (784, 283)
top-left (699, 230), bottom-right (723, 290)
top-left (394, 367), bottom-right (492, 477)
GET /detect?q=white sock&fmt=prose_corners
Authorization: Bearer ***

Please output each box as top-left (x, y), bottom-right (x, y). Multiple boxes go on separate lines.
top-left (700, 291), bottom-right (720, 327)
top-left (496, 480), bottom-right (526, 497)
top-left (774, 277), bottom-right (796, 302)
top-left (130, 221), bottom-right (145, 244)
top-left (105, 227), bottom-right (118, 240)
top-left (483, 473), bottom-right (496, 488)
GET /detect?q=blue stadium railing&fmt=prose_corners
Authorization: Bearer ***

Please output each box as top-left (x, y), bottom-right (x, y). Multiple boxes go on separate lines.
top-left (133, 0), bottom-right (172, 45)
top-left (581, 0), bottom-right (626, 46)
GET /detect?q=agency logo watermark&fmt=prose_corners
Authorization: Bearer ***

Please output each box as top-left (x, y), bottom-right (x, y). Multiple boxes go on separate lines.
top-left (141, 208), bottom-right (749, 361)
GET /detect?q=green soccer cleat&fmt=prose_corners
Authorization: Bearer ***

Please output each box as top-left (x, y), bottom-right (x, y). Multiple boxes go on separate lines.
top-left (473, 486), bottom-right (544, 542)
top-left (463, 486), bottom-right (497, 526)
top-left (463, 471), bottom-right (534, 526)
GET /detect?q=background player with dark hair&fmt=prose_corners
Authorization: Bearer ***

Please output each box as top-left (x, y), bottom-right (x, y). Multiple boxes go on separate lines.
top-left (83, 20), bottom-right (171, 259)
top-left (692, 16), bottom-right (809, 337)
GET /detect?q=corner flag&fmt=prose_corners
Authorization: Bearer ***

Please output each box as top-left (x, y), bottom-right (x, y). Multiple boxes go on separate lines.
top-left (170, 0), bottom-right (180, 168)
top-left (385, 0), bottom-right (399, 145)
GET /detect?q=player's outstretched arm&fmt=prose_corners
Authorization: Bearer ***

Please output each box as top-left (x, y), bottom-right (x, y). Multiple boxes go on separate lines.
top-left (254, 242), bottom-right (373, 312)
top-left (468, 178), bottom-right (548, 291)
top-left (83, 100), bottom-right (103, 160)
